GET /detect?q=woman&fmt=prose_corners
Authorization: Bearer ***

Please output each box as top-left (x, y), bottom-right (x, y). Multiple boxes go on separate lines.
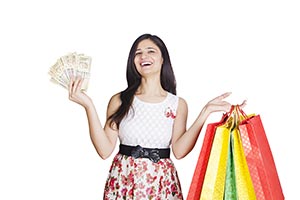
top-left (68, 33), bottom-right (244, 199)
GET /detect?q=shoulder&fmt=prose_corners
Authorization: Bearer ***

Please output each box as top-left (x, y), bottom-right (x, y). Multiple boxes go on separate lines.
top-left (107, 92), bottom-right (121, 111)
top-left (168, 93), bottom-right (185, 103)
top-left (177, 96), bottom-right (188, 110)
top-left (167, 93), bottom-right (187, 109)
top-left (109, 92), bottom-right (121, 103)
top-left (174, 96), bottom-right (188, 122)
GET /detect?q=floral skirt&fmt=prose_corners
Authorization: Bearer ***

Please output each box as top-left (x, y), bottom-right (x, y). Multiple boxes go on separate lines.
top-left (103, 153), bottom-right (183, 200)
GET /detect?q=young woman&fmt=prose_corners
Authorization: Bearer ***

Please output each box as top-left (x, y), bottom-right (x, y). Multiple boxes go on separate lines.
top-left (68, 33), bottom-right (244, 199)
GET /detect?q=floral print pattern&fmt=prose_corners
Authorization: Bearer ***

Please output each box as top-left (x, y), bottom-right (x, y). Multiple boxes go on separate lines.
top-left (103, 154), bottom-right (183, 200)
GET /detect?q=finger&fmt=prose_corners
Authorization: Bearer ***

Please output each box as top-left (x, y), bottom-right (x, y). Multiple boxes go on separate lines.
top-left (208, 92), bottom-right (230, 104)
top-left (220, 92), bottom-right (232, 99)
top-left (211, 102), bottom-right (232, 113)
top-left (75, 76), bottom-right (85, 93)
top-left (69, 76), bottom-right (74, 96)
top-left (212, 92), bottom-right (231, 101)
top-left (239, 100), bottom-right (247, 108)
top-left (222, 103), bottom-right (232, 113)
top-left (72, 76), bottom-right (81, 94)
top-left (77, 77), bottom-right (84, 92)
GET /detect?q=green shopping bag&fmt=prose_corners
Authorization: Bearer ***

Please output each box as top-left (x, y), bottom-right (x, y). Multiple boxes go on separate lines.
top-left (224, 132), bottom-right (237, 200)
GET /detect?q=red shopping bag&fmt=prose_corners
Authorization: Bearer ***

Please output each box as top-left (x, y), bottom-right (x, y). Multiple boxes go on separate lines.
top-left (238, 107), bottom-right (284, 200)
top-left (187, 109), bottom-right (232, 200)
top-left (187, 121), bottom-right (221, 200)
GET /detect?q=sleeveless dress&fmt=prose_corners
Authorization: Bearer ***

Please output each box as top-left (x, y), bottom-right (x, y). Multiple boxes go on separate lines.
top-left (103, 92), bottom-right (183, 200)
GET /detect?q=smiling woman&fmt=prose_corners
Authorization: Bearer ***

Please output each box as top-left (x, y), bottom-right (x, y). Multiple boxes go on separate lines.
top-left (68, 33), bottom-right (244, 199)
top-left (0, 0), bottom-right (298, 198)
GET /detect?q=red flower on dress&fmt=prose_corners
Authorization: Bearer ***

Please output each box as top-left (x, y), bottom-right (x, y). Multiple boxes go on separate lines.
top-left (164, 107), bottom-right (176, 119)
top-left (121, 188), bottom-right (127, 196)
top-left (109, 177), bottom-right (117, 190)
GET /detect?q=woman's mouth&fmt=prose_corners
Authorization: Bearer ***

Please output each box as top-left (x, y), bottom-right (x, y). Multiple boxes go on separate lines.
top-left (140, 61), bottom-right (152, 67)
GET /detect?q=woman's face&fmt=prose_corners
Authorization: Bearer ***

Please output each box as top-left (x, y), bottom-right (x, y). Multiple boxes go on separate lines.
top-left (134, 39), bottom-right (163, 77)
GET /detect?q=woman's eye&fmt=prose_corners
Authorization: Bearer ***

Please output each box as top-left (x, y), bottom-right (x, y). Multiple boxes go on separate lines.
top-left (135, 52), bottom-right (142, 56)
top-left (148, 50), bottom-right (156, 54)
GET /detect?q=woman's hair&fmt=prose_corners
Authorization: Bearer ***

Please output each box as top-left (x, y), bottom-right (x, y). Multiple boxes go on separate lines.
top-left (109, 33), bottom-right (177, 128)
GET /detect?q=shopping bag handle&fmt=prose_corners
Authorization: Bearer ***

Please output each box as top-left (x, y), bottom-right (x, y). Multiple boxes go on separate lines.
top-left (223, 105), bottom-right (247, 128)
top-left (223, 105), bottom-right (235, 120)
top-left (236, 105), bottom-right (248, 120)
top-left (229, 105), bottom-right (247, 126)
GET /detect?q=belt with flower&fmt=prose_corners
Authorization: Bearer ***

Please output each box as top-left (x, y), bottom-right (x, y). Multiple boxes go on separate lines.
top-left (119, 144), bottom-right (170, 163)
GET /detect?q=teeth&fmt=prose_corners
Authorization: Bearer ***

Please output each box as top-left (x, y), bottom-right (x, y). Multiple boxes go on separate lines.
top-left (141, 61), bottom-right (152, 66)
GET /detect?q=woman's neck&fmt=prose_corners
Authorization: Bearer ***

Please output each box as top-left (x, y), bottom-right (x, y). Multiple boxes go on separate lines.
top-left (136, 77), bottom-right (166, 97)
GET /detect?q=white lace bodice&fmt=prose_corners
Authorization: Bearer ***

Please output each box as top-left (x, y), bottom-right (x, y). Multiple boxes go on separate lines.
top-left (119, 92), bottom-right (179, 148)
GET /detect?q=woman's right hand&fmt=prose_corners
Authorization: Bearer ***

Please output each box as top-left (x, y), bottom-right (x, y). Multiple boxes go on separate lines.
top-left (68, 76), bottom-right (92, 108)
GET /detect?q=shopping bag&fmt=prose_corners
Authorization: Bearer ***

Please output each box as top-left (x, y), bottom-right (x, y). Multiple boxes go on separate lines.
top-left (186, 122), bottom-right (220, 200)
top-left (238, 107), bottom-right (285, 200)
top-left (231, 125), bottom-right (256, 200)
top-left (199, 119), bottom-right (232, 200)
top-left (187, 111), bottom-right (231, 200)
top-left (223, 131), bottom-right (237, 200)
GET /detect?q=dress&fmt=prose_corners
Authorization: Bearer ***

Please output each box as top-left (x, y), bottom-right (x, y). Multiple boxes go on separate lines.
top-left (103, 92), bottom-right (183, 200)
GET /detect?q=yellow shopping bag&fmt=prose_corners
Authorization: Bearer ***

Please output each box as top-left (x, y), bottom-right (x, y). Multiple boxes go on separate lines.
top-left (232, 126), bottom-right (256, 199)
top-left (200, 118), bottom-right (233, 200)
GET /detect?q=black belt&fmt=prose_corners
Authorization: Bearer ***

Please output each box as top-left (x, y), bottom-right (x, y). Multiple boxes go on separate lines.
top-left (119, 144), bottom-right (170, 163)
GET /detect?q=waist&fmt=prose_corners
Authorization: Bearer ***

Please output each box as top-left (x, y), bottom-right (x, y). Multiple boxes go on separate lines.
top-left (119, 144), bottom-right (171, 163)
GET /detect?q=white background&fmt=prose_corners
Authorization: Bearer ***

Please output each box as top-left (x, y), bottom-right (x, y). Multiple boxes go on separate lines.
top-left (0, 0), bottom-right (299, 199)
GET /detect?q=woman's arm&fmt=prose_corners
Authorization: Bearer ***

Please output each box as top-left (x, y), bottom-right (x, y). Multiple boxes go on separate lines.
top-left (171, 92), bottom-right (241, 159)
top-left (68, 76), bottom-right (119, 159)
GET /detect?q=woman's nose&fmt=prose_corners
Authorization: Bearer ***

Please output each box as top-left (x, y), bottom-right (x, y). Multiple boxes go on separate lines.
top-left (141, 51), bottom-right (148, 59)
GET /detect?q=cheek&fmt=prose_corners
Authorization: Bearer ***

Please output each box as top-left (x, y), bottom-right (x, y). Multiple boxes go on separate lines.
top-left (133, 58), bottom-right (141, 73)
top-left (154, 54), bottom-right (163, 63)
top-left (160, 58), bottom-right (164, 66)
top-left (134, 56), bottom-right (140, 66)
top-left (156, 57), bottom-right (163, 67)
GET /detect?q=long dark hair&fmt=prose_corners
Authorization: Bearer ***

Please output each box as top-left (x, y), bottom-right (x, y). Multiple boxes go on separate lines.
top-left (109, 33), bottom-right (177, 128)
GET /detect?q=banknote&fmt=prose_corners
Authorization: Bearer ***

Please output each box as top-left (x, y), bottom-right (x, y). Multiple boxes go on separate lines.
top-left (49, 52), bottom-right (92, 91)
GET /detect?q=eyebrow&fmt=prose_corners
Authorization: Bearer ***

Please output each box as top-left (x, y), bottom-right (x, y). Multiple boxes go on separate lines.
top-left (136, 47), bottom-right (157, 51)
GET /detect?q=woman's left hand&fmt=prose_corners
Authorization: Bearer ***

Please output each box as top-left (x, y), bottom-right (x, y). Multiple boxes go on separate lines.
top-left (205, 92), bottom-right (247, 114)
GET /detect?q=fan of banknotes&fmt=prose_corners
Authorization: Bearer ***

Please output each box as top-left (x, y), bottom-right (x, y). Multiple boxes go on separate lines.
top-left (48, 52), bottom-right (92, 91)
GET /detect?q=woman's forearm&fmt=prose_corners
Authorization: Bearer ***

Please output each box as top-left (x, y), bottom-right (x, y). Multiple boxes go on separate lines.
top-left (172, 106), bottom-right (210, 159)
top-left (85, 102), bottom-right (115, 159)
